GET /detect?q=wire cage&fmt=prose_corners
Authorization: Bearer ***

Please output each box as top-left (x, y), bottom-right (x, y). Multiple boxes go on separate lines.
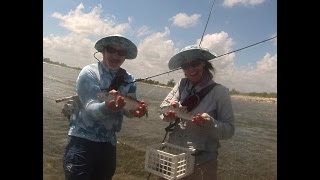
top-left (144, 142), bottom-right (195, 180)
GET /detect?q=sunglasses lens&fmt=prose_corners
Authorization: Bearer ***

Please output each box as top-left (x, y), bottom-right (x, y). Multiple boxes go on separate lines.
top-left (106, 47), bottom-right (117, 53)
top-left (118, 50), bottom-right (127, 56)
top-left (106, 46), bottom-right (127, 56)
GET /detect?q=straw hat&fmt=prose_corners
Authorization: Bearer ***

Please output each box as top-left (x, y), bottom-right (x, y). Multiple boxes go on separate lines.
top-left (168, 45), bottom-right (216, 69)
top-left (94, 34), bottom-right (138, 59)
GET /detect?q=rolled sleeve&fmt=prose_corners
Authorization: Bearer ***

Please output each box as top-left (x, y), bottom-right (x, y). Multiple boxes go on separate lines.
top-left (160, 80), bottom-right (181, 108)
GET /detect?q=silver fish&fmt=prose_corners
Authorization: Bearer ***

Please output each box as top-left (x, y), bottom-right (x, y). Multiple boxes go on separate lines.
top-left (160, 105), bottom-right (193, 121)
top-left (97, 92), bottom-right (141, 111)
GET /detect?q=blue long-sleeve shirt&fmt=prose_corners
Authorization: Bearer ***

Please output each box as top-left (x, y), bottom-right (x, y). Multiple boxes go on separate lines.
top-left (68, 62), bottom-right (137, 145)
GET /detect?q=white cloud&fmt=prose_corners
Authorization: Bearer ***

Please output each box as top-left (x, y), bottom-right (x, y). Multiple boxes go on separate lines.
top-left (122, 27), bottom-right (180, 84)
top-left (51, 3), bottom-right (130, 36)
top-left (43, 4), bottom-right (276, 93)
top-left (195, 31), bottom-right (276, 93)
top-left (223, 0), bottom-right (265, 7)
top-left (136, 26), bottom-right (152, 37)
top-left (228, 53), bottom-right (277, 92)
top-left (169, 13), bottom-right (201, 28)
top-left (43, 33), bottom-right (96, 68)
top-left (44, 3), bottom-right (134, 68)
top-left (199, 31), bottom-right (236, 71)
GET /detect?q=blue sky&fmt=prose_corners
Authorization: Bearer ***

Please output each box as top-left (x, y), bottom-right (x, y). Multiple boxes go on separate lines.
top-left (43, 0), bottom-right (277, 93)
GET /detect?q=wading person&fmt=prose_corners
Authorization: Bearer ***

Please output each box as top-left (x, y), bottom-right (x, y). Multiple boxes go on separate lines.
top-left (63, 34), bottom-right (147, 180)
top-left (159, 45), bottom-right (235, 180)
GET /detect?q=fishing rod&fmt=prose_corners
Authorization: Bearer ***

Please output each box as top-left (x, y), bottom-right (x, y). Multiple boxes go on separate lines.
top-left (121, 0), bottom-right (275, 84)
top-left (91, 0), bottom-right (276, 85)
top-left (199, 0), bottom-right (216, 47)
top-left (115, 35), bottom-right (277, 84)
top-left (146, 2), bottom-right (219, 178)
top-left (93, 0), bottom-right (218, 84)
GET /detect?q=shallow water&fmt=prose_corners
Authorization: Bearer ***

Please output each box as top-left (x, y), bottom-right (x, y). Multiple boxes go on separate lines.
top-left (43, 62), bottom-right (277, 179)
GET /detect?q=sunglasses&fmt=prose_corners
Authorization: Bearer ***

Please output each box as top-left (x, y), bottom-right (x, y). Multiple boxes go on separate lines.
top-left (105, 46), bottom-right (127, 56)
top-left (181, 60), bottom-right (202, 69)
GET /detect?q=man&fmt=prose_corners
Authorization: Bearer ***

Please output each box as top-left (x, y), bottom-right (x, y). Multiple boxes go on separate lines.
top-left (63, 34), bottom-right (147, 180)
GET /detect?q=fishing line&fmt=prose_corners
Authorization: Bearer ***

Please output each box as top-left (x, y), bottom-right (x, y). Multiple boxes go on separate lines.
top-left (93, 35), bottom-right (277, 84)
top-left (213, 36), bottom-right (277, 59)
top-left (199, 0), bottom-right (217, 47)
top-left (93, 0), bottom-right (275, 85)
top-left (90, 4), bottom-right (277, 90)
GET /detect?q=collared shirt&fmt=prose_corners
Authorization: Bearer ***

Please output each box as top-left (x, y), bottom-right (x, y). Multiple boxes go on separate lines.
top-left (68, 62), bottom-right (136, 145)
top-left (160, 77), bottom-right (235, 164)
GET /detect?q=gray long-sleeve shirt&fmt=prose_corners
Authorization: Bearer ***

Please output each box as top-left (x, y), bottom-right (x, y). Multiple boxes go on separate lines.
top-left (160, 77), bottom-right (235, 164)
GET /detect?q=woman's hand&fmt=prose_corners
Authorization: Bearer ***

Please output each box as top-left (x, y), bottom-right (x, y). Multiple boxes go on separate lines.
top-left (192, 113), bottom-right (213, 126)
top-left (161, 101), bottom-right (179, 122)
top-left (162, 110), bottom-right (177, 122)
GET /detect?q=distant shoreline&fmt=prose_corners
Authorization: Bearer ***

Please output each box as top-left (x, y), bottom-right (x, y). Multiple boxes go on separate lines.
top-left (44, 62), bottom-right (277, 104)
top-left (231, 94), bottom-right (277, 104)
top-left (138, 82), bottom-right (277, 104)
top-left (137, 82), bottom-right (172, 89)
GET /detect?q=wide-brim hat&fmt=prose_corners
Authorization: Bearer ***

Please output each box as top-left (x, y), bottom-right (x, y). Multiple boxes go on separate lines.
top-left (168, 45), bottom-right (217, 70)
top-left (94, 34), bottom-right (138, 59)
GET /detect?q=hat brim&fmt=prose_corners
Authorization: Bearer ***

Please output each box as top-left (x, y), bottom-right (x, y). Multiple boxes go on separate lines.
top-left (168, 49), bottom-right (216, 70)
top-left (94, 35), bottom-right (138, 59)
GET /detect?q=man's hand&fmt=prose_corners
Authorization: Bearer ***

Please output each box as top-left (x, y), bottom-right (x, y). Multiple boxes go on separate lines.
top-left (130, 101), bottom-right (148, 118)
top-left (192, 113), bottom-right (213, 126)
top-left (106, 90), bottom-right (126, 111)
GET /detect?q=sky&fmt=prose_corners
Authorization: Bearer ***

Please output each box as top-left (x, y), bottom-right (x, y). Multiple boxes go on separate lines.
top-left (43, 0), bottom-right (277, 93)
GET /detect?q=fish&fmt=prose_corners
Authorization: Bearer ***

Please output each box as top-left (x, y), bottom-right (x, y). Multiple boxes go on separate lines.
top-left (160, 104), bottom-right (193, 121)
top-left (160, 105), bottom-right (213, 125)
top-left (55, 93), bottom-right (140, 109)
top-left (97, 91), bottom-right (143, 111)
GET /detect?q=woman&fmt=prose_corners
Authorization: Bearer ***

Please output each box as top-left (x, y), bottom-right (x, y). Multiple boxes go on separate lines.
top-left (160, 45), bottom-right (235, 180)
